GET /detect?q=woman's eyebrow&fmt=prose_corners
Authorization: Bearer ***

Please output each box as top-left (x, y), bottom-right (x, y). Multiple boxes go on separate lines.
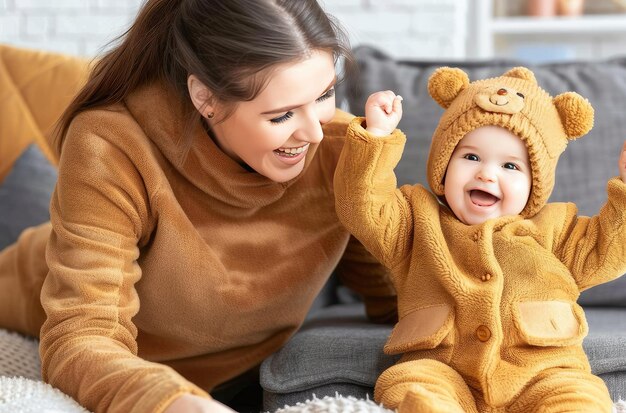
top-left (261, 76), bottom-right (337, 115)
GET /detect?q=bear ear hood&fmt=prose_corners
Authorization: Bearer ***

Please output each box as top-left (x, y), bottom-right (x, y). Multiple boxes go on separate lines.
top-left (553, 92), bottom-right (594, 140)
top-left (502, 66), bottom-right (537, 83)
top-left (428, 67), bottom-right (470, 109)
top-left (426, 66), bottom-right (595, 219)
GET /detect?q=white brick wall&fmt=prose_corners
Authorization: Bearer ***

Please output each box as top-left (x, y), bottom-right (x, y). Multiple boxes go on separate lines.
top-left (0, 0), bottom-right (142, 56)
top-left (322, 0), bottom-right (469, 59)
top-left (0, 0), bottom-right (469, 59)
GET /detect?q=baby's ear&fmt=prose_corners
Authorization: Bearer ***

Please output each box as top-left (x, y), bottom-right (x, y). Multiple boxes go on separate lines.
top-left (553, 92), bottom-right (594, 140)
top-left (428, 67), bottom-right (469, 109)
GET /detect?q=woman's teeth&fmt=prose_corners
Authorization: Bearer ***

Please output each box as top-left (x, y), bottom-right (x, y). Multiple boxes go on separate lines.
top-left (275, 145), bottom-right (308, 156)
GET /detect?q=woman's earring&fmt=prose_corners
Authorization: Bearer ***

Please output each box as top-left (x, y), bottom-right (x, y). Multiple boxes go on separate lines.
top-left (206, 112), bottom-right (215, 119)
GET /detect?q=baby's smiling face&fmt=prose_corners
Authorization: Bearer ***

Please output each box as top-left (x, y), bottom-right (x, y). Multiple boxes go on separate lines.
top-left (443, 125), bottom-right (532, 225)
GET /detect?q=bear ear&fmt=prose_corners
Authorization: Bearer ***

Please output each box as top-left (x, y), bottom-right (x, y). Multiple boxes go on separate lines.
top-left (502, 67), bottom-right (537, 84)
top-left (553, 92), bottom-right (594, 140)
top-left (428, 67), bottom-right (470, 109)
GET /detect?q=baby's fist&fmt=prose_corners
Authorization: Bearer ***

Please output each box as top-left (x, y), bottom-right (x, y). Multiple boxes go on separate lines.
top-left (364, 91), bottom-right (403, 137)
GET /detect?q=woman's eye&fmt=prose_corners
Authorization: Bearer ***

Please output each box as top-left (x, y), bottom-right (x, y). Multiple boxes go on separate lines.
top-left (503, 162), bottom-right (519, 170)
top-left (270, 111), bottom-right (294, 124)
top-left (464, 154), bottom-right (479, 161)
top-left (316, 87), bottom-right (335, 103)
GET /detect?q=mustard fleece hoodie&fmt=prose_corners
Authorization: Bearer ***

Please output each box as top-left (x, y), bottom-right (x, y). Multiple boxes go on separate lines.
top-left (334, 68), bottom-right (626, 411)
top-left (0, 77), bottom-right (396, 412)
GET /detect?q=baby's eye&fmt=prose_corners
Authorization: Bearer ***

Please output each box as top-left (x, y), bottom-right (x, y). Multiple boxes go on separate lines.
top-left (464, 154), bottom-right (479, 162)
top-left (503, 162), bottom-right (519, 170)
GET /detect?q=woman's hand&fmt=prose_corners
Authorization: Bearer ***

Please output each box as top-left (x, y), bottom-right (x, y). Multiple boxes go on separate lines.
top-left (164, 394), bottom-right (237, 413)
top-left (619, 142), bottom-right (626, 183)
top-left (364, 90), bottom-right (403, 137)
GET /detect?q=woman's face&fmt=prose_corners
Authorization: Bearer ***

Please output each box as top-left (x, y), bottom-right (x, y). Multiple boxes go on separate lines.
top-left (193, 50), bottom-right (337, 183)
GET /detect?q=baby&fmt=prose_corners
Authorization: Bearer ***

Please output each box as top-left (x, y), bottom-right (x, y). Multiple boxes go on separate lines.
top-left (334, 67), bottom-right (626, 412)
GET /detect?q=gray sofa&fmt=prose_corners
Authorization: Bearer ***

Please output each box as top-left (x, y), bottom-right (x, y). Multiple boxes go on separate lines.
top-left (260, 46), bottom-right (626, 410)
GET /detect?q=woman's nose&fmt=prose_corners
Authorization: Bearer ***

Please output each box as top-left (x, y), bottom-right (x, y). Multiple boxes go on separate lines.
top-left (295, 107), bottom-right (323, 143)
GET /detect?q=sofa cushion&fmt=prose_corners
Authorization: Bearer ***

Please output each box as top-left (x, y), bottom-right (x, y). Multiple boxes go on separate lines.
top-left (336, 46), bottom-right (626, 306)
top-left (260, 304), bottom-right (626, 411)
top-left (0, 44), bottom-right (89, 181)
top-left (0, 144), bottom-right (56, 251)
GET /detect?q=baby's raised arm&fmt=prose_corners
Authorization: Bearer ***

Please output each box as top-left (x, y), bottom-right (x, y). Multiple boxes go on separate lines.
top-left (364, 90), bottom-right (403, 137)
top-left (334, 91), bottom-right (414, 270)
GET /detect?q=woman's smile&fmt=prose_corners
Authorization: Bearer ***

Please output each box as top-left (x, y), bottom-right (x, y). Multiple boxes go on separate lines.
top-left (273, 143), bottom-right (310, 165)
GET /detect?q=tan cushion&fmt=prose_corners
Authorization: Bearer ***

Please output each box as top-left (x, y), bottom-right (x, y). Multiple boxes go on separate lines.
top-left (0, 44), bottom-right (89, 182)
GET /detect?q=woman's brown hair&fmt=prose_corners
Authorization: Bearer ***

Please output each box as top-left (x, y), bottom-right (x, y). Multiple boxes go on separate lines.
top-left (55, 0), bottom-right (355, 154)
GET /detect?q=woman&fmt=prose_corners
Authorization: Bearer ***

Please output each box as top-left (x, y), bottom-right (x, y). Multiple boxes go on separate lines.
top-left (0, 0), bottom-right (396, 412)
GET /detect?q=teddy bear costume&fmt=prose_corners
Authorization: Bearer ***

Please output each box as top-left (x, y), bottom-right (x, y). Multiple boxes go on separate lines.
top-left (334, 67), bottom-right (626, 412)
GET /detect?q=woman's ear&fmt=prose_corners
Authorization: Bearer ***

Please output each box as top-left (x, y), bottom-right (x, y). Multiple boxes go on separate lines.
top-left (187, 74), bottom-right (214, 118)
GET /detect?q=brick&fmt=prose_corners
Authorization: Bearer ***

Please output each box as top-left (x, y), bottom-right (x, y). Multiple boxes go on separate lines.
top-left (322, 0), bottom-right (363, 10)
top-left (23, 15), bottom-right (50, 37)
top-left (331, 10), bottom-right (411, 35)
top-left (368, 0), bottom-right (463, 12)
top-left (55, 13), bottom-right (133, 37)
top-left (94, 0), bottom-right (142, 11)
top-left (2, 0), bottom-right (15, 10)
top-left (0, 15), bottom-right (19, 40)
top-left (411, 10), bottom-right (467, 35)
top-left (84, 39), bottom-right (115, 57)
top-left (353, 33), bottom-right (465, 60)
top-left (14, 0), bottom-right (89, 9)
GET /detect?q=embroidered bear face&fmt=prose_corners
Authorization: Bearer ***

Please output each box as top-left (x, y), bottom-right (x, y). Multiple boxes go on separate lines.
top-left (475, 85), bottom-right (525, 114)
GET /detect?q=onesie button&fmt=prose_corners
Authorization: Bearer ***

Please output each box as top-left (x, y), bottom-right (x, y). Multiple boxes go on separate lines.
top-left (476, 325), bottom-right (491, 342)
top-left (481, 273), bottom-right (492, 282)
top-left (472, 232), bottom-right (480, 241)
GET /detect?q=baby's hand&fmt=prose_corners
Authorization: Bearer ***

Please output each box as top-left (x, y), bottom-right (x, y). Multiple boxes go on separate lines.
top-left (619, 142), bottom-right (626, 182)
top-left (364, 91), bottom-right (403, 137)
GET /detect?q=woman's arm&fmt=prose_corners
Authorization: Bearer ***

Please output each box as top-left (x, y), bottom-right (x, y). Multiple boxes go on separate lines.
top-left (39, 117), bottom-right (208, 413)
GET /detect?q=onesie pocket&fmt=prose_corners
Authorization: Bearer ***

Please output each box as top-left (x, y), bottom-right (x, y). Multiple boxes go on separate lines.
top-left (384, 304), bottom-right (454, 355)
top-left (514, 301), bottom-right (588, 347)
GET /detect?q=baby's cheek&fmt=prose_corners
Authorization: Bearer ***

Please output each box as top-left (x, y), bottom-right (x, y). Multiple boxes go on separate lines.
top-left (507, 178), bottom-right (532, 209)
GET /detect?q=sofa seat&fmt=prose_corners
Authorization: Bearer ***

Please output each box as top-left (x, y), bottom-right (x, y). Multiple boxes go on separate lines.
top-left (261, 303), bottom-right (626, 411)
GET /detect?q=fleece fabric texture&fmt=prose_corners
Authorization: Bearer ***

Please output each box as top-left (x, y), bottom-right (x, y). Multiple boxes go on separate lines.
top-left (334, 70), bottom-right (626, 411)
top-left (0, 45), bottom-right (397, 413)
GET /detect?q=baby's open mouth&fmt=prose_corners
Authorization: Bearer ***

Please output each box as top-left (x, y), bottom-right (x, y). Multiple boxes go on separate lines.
top-left (470, 189), bottom-right (500, 207)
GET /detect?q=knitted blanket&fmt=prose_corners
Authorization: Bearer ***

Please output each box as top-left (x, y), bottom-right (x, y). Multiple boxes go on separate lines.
top-left (1, 329), bottom-right (625, 413)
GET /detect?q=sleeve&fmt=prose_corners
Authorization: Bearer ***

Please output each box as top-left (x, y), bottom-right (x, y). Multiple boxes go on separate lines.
top-left (554, 177), bottom-right (626, 291)
top-left (334, 235), bottom-right (397, 324)
top-left (39, 120), bottom-right (209, 413)
top-left (333, 117), bottom-right (414, 271)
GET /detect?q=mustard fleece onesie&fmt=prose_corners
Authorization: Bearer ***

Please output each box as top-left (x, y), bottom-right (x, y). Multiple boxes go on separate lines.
top-left (334, 67), bottom-right (626, 412)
